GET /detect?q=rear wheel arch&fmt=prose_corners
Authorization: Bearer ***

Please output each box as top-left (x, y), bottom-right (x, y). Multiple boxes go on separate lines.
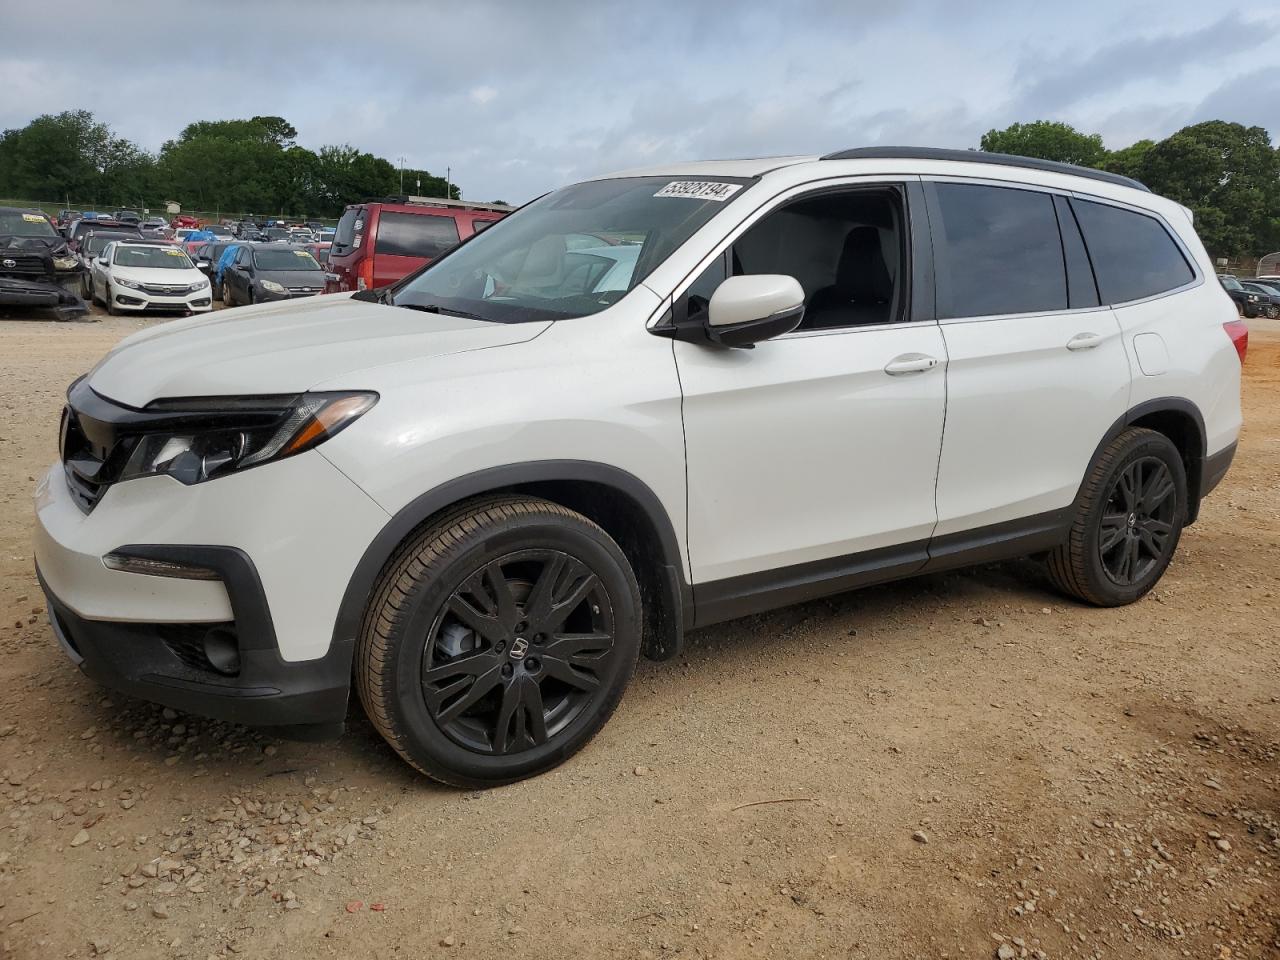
top-left (1080, 398), bottom-right (1206, 524)
top-left (331, 462), bottom-right (690, 673)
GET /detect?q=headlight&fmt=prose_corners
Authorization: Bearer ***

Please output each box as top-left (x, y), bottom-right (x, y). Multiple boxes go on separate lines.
top-left (192, 278), bottom-right (209, 290)
top-left (261, 279), bottom-right (286, 293)
top-left (52, 256), bottom-right (79, 270)
top-left (1248, 294), bottom-right (1259, 302)
top-left (114, 276), bottom-right (141, 289)
top-left (117, 392), bottom-right (377, 485)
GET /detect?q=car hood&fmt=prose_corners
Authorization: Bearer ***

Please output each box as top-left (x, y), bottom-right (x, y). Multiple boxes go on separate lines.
top-left (111, 265), bottom-right (204, 285)
top-left (86, 293), bottom-right (552, 407)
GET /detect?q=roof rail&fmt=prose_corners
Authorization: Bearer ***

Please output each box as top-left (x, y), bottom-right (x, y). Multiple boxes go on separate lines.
top-left (371, 195), bottom-right (515, 212)
top-left (819, 146), bottom-right (1150, 193)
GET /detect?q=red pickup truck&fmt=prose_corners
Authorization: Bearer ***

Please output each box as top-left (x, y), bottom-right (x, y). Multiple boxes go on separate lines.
top-left (324, 196), bottom-right (510, 294)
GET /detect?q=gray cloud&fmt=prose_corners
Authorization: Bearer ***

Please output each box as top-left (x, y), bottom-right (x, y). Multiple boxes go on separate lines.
top-left (0, 1), bottom-right (1275, 202)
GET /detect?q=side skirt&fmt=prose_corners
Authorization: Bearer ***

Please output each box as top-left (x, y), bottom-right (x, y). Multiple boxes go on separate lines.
top-left (692, 509), bottom-right (1071, 629)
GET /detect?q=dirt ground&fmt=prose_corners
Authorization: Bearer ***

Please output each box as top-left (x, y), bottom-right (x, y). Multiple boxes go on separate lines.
top-left (0, 301), bottom-right (1276, 960)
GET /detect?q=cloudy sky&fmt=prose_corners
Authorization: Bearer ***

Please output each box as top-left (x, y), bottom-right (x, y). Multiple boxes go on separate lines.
top-left (1, 0), bottom-right (1275, 203)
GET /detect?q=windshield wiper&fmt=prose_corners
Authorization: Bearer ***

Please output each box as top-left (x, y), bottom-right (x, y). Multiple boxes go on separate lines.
top-left (396, 302), bottom-right (494, 322)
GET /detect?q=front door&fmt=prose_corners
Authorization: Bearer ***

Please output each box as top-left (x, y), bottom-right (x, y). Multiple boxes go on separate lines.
top-left (673, 183), bottom-right (948, 623)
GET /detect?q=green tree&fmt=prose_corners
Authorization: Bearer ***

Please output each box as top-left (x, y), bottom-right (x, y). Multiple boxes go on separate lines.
top-left (980, 120), bottom-right (1107, 168)
top-left (1101, 139), bottom-right (1154, 180)
top-left (1135, 121), bottom-right (1280, 256)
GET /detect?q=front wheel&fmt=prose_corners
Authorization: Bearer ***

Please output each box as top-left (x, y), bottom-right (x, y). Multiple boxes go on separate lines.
top-left (1046, 427), bottom-right (1186, 606)
top-left (105, 283), bottom-right (118, 316)
top-left (356, 497), bottom-right (642, 787)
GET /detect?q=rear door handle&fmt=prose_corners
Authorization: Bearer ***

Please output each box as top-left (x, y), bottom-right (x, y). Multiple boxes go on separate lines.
top-left (1066, 332), bottom-right (1104, 351)
top-left (884, 353), bottom-right (940, 376)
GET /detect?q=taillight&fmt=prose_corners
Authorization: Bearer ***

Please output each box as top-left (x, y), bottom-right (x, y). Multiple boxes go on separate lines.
top-left (1223, 319), bottom-right (1249, 364)
top-left (356, 257), bottom-right (374, 292)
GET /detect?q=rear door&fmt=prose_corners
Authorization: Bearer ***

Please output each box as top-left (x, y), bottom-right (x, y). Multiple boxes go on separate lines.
top-left (371, 211), bottom-right (460, 287)
top-left (925, 180), bottom-right (1131, 543)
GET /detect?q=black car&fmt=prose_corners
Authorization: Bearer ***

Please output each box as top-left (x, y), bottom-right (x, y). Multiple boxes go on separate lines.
top-left (192, 241), bottom-right (236, 298)
top-left (67, 217), bottom-right (134, 253)
top-left (1218, 275), bottom-right (1263, 318)
top-left (0, 207), bottom-right (88, 320)
top-left (221, 243), bottom-right (325, 306)
top-left (111, 209), bottom-right (142, 225)
top-left (1238, 281), bottom-right (1280, 319)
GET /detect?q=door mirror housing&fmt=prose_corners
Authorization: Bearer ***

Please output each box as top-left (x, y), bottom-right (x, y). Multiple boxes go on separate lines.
top-left (705, 275), bottom-right (805, 348)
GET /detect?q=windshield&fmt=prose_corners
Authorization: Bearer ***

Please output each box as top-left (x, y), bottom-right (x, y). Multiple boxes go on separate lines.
top-left (114, 246), bottom-right (194, 269)
top-left (265, 228), bottom-right (290, 240)
top-left (208, 225), bottom-right (232, 236)
top-left (0, 211), bottom-right (57, 238)
top-left (85, 234), bottom-right (136, 256)
top-left (391, 176), bottom-right (749, 322)
top-left (1221, 276), bottom-right (1242, 291)
top-left (254, 248), bottom-right (321, 270)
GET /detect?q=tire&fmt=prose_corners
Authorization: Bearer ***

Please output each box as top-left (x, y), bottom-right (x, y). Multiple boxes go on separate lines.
top-left (1046, 427), bottom-right (1187, 607)
top-left (356, 496), bottom-right (642, 787)
top-left (105, 283), bottom-right (118, 316)
top-left (222, 281), bottom-right (234, 307)
top-left (1267, 305), bottom-right (1279, 320)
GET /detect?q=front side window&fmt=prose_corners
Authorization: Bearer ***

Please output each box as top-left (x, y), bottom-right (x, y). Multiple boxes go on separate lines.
top-left (1072, 199), bottom-right (1194, 304)
top-left (113, 246), bottom-right (194, 269)
top-left (729, 187), bottom-right (904, 329)
top-left (392, 176), bottom-right (750, 323)
top-left (932, 183), bottom-right (1067, 318)
top-left (375, 212), bottom-right (460, 259)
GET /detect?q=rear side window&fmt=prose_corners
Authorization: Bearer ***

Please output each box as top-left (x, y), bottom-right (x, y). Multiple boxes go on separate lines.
top-left (375, 212), bottom-right (461, 259)
top-left (1071, 199), bottom-right (1194, 304)
top-left (931, 183), bottom-right (1067, 318)
top-left (331, 207), bottom-right (362, 256)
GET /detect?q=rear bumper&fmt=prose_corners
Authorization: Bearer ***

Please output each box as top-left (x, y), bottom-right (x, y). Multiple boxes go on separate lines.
top-left (1201, 441), bottom-right (1236, 499)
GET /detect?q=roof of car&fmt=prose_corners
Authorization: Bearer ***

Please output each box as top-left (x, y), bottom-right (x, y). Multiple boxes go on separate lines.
top-left (598, 147), bottom-right (1149, 193)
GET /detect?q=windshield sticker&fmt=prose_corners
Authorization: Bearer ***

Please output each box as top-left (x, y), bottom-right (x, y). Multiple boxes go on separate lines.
top-left (294, 250), bottom-right (310, 256)
top-left (22, 213), bottom-right (45, 222)
top-left (163, 248), bottom-right (185, 256)
top-left (653, 181), bottom-right (742, 202)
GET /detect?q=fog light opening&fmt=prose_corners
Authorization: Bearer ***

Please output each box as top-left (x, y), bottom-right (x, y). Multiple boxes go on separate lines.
top-left (203, 627), bottom-right (241, 676)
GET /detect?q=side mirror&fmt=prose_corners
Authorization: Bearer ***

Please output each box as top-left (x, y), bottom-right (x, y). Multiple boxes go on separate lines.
top-left (96, 257), bottom-right (107, 266)
top-left (706, 275), bottom-right (805, 348)
top-left (196, 259), bottom-right (211, 269)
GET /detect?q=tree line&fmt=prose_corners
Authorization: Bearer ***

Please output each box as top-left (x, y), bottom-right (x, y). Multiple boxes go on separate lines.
top-left (0, 110), bottom-right (460, 218)
top-left (980, 120), bottom-right (1280, 258)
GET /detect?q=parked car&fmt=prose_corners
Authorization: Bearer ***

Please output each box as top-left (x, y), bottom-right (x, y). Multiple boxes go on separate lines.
top-left (35, 148), bottom-right (1243, 785)
top-left (261, 227), bottom-right (291, 243)
top-left (0, 206), bottom-right (87, 320)
top-left (221, 243), bottom-right (324, 305)
top-left (1218, 274), bottom-right (1262, 318)
top-left (66, 217), bottom-right (131, 253)
top-left (112, 209), bottom-right (142, 225)
top-left (204, 224), bottom-right (234, 239)
top-left (1237, 280), bottom-right (1280, 319)
top-left (88, 240), bottom-right (212, 315)
top-left (302, 240), bottom-right (332, 265)
top-left (170, 214), bottom-right (200, 229)
top-left (76, 228), bottom-right (145, 300)
top-left (324, 197), bottom-right (510, 293)
top-left (56, 210), bottom-right (82, 229)
top-left (138, 217), bottom-right (169, 235)
top-left (191, 241), bottom-right (236, 291)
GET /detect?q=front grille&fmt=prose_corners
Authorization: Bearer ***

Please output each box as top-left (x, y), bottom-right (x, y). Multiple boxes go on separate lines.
top-left (287, 287), bottom-right (321, 294)
top-left (138, 282), bottom-right (197, 295)
top-left (0, 253), bottom-right (47, 276)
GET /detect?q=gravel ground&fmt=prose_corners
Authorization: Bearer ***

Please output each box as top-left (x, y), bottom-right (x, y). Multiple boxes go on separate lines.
top-left (0, 302), bottom-right (1276, 960)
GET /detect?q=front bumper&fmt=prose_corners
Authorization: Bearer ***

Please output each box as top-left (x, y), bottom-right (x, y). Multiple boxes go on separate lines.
top-left (33, 451), bottom-right (391, 733)
top-left (255, 286), bottom-right (322, 302)
top-left (0, 275), bottom-right (89, 320)
top-left (110, 283), bottom-right (212, 312)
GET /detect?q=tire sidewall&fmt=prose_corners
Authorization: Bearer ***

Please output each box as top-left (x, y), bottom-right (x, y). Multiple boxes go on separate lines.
top-left (1079, 432), bottom-right (1187, 604)
top-left (380, 512), bottom-right (641, 785)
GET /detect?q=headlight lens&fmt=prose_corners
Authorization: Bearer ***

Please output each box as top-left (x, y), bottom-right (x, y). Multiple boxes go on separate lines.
top-left (114, 276), bottom-right (141, 289)
top-left (192, 278), bottom-right (209, 290)
top-left (118, 392), bottom-right (377, 485)
top-left (261, 279), bottom-right (286, 293)
top-left (52, 256), bottom-right (79, 270)
top-left (1248, 294), bottom-right (1259, 301)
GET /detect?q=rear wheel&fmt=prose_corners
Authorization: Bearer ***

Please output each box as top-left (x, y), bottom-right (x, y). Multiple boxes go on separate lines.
top-left (1046, 428), bottom-right (1186, 606)
top-left (222, 281), bottom-right (233, 307)
top-left (357, 497), bottom-right (642, 787)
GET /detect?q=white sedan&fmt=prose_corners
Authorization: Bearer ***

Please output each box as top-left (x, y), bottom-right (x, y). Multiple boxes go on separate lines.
top-left (90, 241), bottom-right (213, 315)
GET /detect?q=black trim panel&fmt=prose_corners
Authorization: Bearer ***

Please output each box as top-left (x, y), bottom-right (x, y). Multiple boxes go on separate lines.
top-left (922, 508), bottom-right (1071, 573)
top-left (1201, 442), bottom-right (1236, 499)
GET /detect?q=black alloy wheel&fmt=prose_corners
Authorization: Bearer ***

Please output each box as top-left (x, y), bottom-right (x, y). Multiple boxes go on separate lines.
top-left (1096, 455), bottom-right (1178, 586)
top-left (356, 497), bottom-right (641, 786)
top-left (422, 549), bottom-right (616, 755)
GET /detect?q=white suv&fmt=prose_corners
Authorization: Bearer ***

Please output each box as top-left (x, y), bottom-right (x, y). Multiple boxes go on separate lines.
top-left (34, 148), bottom-right (1245, 785)
top-left (90, 240), bottom-right (213, 315)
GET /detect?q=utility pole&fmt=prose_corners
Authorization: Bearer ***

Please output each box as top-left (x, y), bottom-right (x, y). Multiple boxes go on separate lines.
top-left (398, 156), bottom-right (407, 194)
top-left (446, 166), bottom-right (451, 199)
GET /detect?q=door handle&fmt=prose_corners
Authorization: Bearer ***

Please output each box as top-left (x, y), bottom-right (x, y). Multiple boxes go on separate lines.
top-left (1066, 332), bottom-right (1104, 351)
top-left (884, 354), bottom-right (940, 376)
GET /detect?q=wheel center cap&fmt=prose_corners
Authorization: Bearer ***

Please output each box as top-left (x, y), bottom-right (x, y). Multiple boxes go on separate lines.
top-left (509, 637), bottom-right (529, 660)
top-left (1127, 512), bottom-right (1137, 527)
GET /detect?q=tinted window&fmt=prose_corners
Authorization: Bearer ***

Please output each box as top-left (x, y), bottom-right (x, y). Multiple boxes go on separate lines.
top-left (332, 207), bottom-right (361, 255)
top-left (933, 183), bottom-right (1067, 318)
top-left (375, 212), bottom-right (460, 259)
top-left (1072, 199), bottom-right (1194, 304)
top-left (471, 219), bottom-right (498, 234)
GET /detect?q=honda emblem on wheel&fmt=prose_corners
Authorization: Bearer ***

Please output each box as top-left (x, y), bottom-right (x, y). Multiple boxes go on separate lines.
top-left (509, 636), bottom-right (528, 660)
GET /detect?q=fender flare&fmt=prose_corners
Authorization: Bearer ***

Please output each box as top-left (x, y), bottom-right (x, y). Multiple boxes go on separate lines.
top-left (329, 460), bottom-right (691, 666)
